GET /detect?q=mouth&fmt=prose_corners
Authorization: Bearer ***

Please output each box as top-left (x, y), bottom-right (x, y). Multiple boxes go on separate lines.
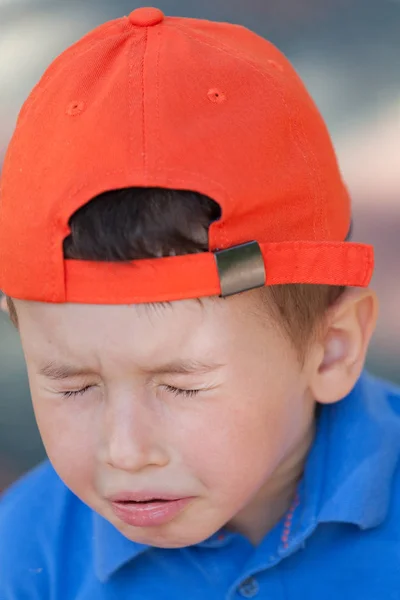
top-left (109, 494), bottom-right (194, 528)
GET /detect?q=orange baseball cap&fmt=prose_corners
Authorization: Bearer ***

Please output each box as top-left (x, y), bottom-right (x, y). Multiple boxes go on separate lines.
top-left (0, 7), bottom-right (374, 304)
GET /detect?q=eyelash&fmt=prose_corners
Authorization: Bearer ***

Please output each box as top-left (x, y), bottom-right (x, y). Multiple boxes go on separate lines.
top-left (163, 385), bottom-right (200, 398)
top-left (61, 386), bottom-right (92, 399)
top-left (60, 385), bottom-right (200, 399)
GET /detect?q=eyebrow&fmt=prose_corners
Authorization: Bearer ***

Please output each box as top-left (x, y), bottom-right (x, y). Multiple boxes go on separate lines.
top-left (38, 362), bottom-right (94, 380)
top-left (146, 359), bottom-right (224, 376)
top-left (38, 359), bottom-right (223, 380)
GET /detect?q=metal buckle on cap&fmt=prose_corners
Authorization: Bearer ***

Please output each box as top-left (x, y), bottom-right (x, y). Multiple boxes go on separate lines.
top-left (215, 241), bottom-right (266, 297)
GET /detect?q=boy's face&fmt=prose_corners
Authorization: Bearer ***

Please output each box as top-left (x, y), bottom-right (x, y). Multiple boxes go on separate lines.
top-left (15, 292), bottom-right (318, 547)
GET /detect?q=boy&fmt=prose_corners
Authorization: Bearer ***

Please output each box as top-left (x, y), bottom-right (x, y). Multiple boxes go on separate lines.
top-left (0, 6), bottom-right (399, 599)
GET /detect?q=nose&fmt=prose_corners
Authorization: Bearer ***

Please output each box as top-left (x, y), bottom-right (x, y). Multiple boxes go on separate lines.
top-left (101, 393), bottom-right (169, 473)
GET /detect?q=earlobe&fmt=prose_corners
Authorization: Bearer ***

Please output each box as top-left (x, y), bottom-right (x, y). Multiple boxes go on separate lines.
top-left (310, 289), bottom-right (378, 405)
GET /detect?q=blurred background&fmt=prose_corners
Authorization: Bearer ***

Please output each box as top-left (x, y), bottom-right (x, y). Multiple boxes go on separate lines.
top-left (0, 0), bottom-right (399, 490)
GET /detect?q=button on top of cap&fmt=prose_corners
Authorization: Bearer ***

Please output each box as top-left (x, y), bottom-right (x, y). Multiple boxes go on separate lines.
top-left (129, 7), bottom-right (164, 27)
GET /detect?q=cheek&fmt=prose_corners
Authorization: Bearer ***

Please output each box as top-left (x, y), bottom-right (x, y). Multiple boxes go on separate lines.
top-left (30, 388), bottom-right (97, 494)
top-left (178, 376), bottom-right (309, 501)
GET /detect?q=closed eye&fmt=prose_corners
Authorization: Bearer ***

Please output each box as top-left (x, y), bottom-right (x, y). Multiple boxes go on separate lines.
top-left (163, 385), bottom-right (200, 398)
top-left (61, 386), bottom-right (93, 399)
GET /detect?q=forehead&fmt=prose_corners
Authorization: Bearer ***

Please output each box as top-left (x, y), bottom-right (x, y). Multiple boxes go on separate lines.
top-left (14, 292), bottom-right (274, 368)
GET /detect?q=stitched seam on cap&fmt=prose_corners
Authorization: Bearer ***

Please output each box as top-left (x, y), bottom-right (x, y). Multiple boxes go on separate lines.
top-left (67, 288), bottom-right (221, 304)
top-left (296, 112), bottom-right (324, 239)
top-left (54, 166), bottom-right (232, 236)
top-left (155, 28), bottom-right (162, 175)
top-left (128, 37), bottom-right (136, 174)
top-left (169, 21), bottom-right (268, 68)
top-left (63, 168), bottom-right (231, 206)
top-left (50, 205), bottom-right (57, 301)
top-left (141, 28), bottom-right (149, 178)
top-left (362, 248), bottom-right (374, 285)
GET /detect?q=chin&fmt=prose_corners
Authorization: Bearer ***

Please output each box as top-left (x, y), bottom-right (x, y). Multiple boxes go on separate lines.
top-left (117, 521), bottom-right (212, 549)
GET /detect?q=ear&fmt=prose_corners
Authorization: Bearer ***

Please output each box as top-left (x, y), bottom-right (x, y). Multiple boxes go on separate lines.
top-left (309, 289), bottom-right (378, 404)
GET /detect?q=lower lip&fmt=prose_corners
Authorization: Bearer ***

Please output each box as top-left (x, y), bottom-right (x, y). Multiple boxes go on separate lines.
top-left (110, 497), bottom-right (193, 528)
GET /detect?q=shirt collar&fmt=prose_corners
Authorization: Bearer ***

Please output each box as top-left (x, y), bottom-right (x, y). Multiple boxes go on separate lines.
top-left (292, 372), bottom-right (400, 546)
top-left (93, 372), bottom-right (400, 580)
top-left (93, 513), bottom-right (148, 582)
top-left (93, 513), bottom-right (235, 582)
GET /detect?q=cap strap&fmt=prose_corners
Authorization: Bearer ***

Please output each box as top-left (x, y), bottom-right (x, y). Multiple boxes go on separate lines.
top-left (3, 240), bottom-right (373, 303)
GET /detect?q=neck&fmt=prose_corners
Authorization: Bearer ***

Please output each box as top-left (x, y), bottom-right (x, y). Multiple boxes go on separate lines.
top-left (227, 420), bottom-right (315, 545)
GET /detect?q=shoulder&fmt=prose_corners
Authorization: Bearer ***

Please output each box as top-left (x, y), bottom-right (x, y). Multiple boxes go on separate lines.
top-left (0, 460), bottom-right (70, 529)
top-left (381, 376), bottom-right (400, 529)
top-left (0, 462), bottom-right (60, 597)
top-left (377, 375), bottom-right (400, 413)
top-left (359, 371), bottom-right (400, 425)
top-left (1, 459), bottom-right (60, 507)
top-left (0, 461), bottom-right (92, 598)
top-left (362, 373), bottom-right (400, 524)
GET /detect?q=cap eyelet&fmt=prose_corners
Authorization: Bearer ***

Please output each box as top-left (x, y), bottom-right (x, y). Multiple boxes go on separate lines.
top-left (208, 88), bottom-right (226, 104)
top-left (66, 100), bottom-right (85, 116)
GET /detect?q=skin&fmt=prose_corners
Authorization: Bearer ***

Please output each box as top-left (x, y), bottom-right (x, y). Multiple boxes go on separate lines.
top-left (11, 288), bottom-right (377, 548)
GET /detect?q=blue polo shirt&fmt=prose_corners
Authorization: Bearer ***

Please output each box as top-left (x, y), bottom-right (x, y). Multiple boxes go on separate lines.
top-left (1, 372), bottom-right (400, 599)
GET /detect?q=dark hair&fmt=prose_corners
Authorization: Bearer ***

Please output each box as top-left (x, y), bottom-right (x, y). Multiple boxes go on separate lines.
top-left (62, 187), bottom-right (344, 350)
top-left (63, 188), bottom-right (221, 261)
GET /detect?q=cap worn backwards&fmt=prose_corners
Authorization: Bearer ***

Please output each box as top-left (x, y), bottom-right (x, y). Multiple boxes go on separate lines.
top-left (0, 7), bottom-right (374, 304)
